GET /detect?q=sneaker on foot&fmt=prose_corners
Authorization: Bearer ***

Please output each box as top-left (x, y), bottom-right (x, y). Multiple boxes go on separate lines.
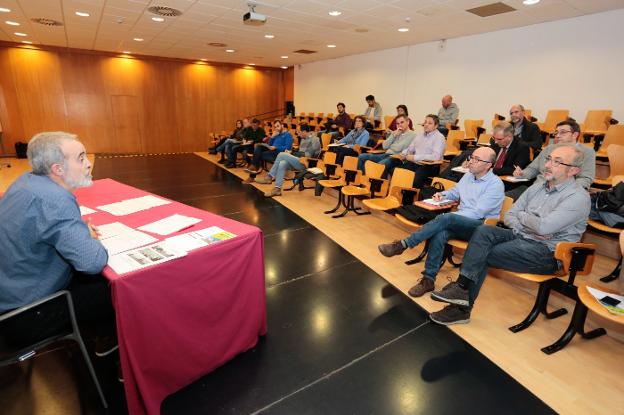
top-left (408, 277), bottom-right (435, 297)
top-left (245, 167), bottom-right (261, 174)
top-left (430, 281), bottom-right (470, 306)
top-left (94, 336), bottom-right (119, 357)
top-left (378, 240), bottom-right (406, 257)
top-left (225, 163), bottom-right (236, 168)
top-left (255, 175), bottom-right (273, 184)
top-left (264, 188), bottom-right (282, 197)
top-left (217, 158), bottom-right (226, 164)
top-left (243, 177), bottom-right (254, 184)
top-left (430, 304), bottom-right (471, 325)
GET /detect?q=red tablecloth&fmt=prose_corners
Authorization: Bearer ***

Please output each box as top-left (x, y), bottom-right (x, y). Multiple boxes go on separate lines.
top-left (75, 179), bottom-right (267, 415)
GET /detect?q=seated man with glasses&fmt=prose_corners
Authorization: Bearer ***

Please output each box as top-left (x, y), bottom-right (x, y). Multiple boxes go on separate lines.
top-left (508, 118), bottom-right (595, 200)
top-left (428, 145), bottom-right (590, 325)
top-left (378, 146), bottom-right (504, 298)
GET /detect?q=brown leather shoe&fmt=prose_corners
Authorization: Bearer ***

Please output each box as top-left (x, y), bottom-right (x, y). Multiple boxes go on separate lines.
top-left (243, 177), bottom-right (254, 184)
top-left (408, 278), bottom-right (435, 298)
top-left (378, 240), bottom-right (406, 257)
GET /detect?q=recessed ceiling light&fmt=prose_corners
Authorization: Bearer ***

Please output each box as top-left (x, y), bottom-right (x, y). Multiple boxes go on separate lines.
top-left (200, 58), bottom-right (207, 61)
top-left (151, 17), bottom-right (165, 22)
top-left (21, 40), bottom-right (32, 44)
top-left (122, 50), bottom-right (131, 54)
top-left (225, 49), bottom-right (235, 53)
top-left (327, 44), bottom-right (336, 48)
top-left (248, 63), bottom-right (255, 66)
top-left (398, 27), bottom-right (409, 32)
top-left (523, 0), bottom-right (540, 4)
top-left (14, 32), bottom-right (27, 36)
top-left (280, 66), bottom-right (288, 69)
top-left (133, 37), bottom-right (144, 42)
top-left (0, 8), bottom-right (10, 13)
top-left (328, 11), bottom-right (342, 16)
top-left (281, 55), bottom-right (288, 59)
top-left (264, 34), bottom-right (274, 39)
top-left (75, 11), bottom-right (90, 17)
top-left (5, 21), bottom-right (19, 26)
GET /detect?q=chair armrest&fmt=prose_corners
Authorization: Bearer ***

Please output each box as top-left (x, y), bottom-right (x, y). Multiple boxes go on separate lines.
top-left (415, 160), bottom-right (443, 165)
top-left (553, 242), bottom-right (597, 275)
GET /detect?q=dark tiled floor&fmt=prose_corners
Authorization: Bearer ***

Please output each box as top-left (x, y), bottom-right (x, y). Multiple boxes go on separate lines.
top-left (1, 154), bottom-right (554, 415)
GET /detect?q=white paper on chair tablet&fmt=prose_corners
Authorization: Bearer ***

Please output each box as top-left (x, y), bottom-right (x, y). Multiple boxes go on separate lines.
top-left (327, 143), bottom-right (345, 147)
top-left (422, 198), bottom-right (454, 206)
top-left (451, 166), bottom-right (469, 174)
top-left (96, 195), bottom-right (171, 216)
top-left (504, 176), bottom-right (530, 182)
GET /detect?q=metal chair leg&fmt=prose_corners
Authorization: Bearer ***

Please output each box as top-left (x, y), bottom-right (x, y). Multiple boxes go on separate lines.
top-left (599, 256), bottom-right (622, 283)
top-left (332, 195), bottom-right (351, 218)
top-left (74, 333), bottom-right (109, 409)
top-left (405, 240), bottom-right (430, 265)
top-left (324, 191), bottom-right (344, 214)
top-left (509, 281), bottom-right (567, 333)
top-left (541, 302), bottom-right (606, 355)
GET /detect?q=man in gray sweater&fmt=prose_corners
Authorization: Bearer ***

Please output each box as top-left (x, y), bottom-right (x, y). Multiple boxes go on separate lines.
top-left (357, 114), bottom-right (416, 177)
top-left (508, 118), bottom-right (595, 200)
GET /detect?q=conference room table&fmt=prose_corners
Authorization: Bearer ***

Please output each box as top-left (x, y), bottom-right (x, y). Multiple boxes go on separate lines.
top-left (75, 179), bottom-right (267, 415)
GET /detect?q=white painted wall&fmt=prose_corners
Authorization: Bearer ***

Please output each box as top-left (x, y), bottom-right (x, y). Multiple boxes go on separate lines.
top-left (294, 10), bottom-right (624, 128)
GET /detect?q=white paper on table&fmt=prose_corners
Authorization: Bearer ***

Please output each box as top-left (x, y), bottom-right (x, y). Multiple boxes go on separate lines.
top-left (195, 226), bottom-right (237, 243)
top-left (107, 241), bottom-right (186, 275)
top-left (587, 287), bottom-right (624, 312)
top-left (97, 195), bottom-right (171, 216)
top-left (97, 222), bottom-right (136, 240)
top-left (138, 214), bottom-right (202, 236)
top-left (422, 198), bottom-right (454, 206)
top-left (165, 232), bottom-right (209, 252)
top-left (100, 230), bottom-right (158, 255)
top-left (80, 206), bottom-right (97, 216)
top-left (503, 176), bottom-right (530, 182)
top-left (451, 166), bottom-right (469, 173)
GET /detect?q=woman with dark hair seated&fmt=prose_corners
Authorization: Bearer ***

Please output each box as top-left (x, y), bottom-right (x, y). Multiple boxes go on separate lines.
top-left (330, 115), bottom-right (370, 165)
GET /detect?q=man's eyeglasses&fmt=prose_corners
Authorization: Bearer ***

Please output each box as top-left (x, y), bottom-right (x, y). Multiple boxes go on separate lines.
top-left (545, 155), bottom-right (577, 168)
top-left (467, 155), bottom-right (492, 164)
top-left (554, 129), bottom-right (573, 136)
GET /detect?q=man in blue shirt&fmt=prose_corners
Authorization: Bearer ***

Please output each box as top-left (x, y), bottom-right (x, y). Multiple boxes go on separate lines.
top-left (378, 146), bottom-right (504, 298)
top-left (245, 119), bottom-right (293, 177)
top-left (0, 132), bottom-right (115, 355)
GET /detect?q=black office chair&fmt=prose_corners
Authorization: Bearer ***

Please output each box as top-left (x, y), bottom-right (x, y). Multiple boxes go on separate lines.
top-left (0, 290), bottom-right (108, 408)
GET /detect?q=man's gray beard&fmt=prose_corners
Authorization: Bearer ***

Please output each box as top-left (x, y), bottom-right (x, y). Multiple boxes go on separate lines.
top-left (66, 174), bottom-right (92, 189)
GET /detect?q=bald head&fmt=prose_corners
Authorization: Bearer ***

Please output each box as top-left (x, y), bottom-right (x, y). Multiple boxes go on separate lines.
top-left (468, 146), bottom-right (495, 178)
top-left (442, 95), bottom-right (453, 108)
top-left (509, 105), bottom-right (525, 124)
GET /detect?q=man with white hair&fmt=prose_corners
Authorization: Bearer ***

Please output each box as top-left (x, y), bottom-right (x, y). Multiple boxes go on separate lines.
top-left (0, 132), bottom-right (115, 356)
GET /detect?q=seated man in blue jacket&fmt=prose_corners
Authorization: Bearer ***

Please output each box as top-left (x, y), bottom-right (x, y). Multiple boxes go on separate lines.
top-left (245, 119), bottom-right (293, 175)
top-left (0, 131), bottom-right (116, 356)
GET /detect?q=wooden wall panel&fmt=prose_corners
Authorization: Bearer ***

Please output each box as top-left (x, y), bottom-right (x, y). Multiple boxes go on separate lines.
top-left (0, 44), bottom-right (288, 155)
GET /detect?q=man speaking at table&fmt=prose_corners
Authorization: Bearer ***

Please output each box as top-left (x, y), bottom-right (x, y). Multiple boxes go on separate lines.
top-left (0, 131), bottom-right (116, 356)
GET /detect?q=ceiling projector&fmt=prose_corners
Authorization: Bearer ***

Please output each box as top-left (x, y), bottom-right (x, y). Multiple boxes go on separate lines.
top-left (243, 4), bottom-right (266, 26)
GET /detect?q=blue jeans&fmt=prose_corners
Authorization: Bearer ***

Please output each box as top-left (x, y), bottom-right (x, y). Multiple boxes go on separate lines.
top-left (252, 145), bottom-right (279, 169)
top-left (357, 153), bottom-right (397, 178)
top-left (216, 138), bottom-right (238, 155)
top-left (268, 152), bottom-right (305, 188)
top-left (227, 143), bottom-right (252, 164)
top-left (460, 225), bottom-right (559, 305)
top-left (403, 213), bottom-right (483, 281)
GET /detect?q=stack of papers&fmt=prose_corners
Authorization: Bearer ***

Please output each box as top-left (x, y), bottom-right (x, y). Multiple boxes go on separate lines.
top-left (422, 198), bottom-right (455, 206)
top-left (108, 242), bottom-right (186, 275)
top-left (587, 287), bottom-right (624, 316)
top-left (97, 195), bottom-right (171, 216)
top-left (165, 226), bottom-right (237, 252)
top-left (97, 222), bottom-right (158, 255)
top-left (138, 214), bottom-right (202, 236)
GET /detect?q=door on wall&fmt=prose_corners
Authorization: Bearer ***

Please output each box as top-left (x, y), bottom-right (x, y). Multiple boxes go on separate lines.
top-left (111, 95), bottom-right (143, 154)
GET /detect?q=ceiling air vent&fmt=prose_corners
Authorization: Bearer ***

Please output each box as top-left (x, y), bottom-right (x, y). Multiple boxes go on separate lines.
top-left (31, 17), bottom-right (63, 26)
top-left (147, 6), bottom-right (183, 17)
top-left (208, 42), bottom-right (227, 47)
top-left (466, 2), bottom-right (516, 17)
top-left (293, 49), bottom-right (317, 54)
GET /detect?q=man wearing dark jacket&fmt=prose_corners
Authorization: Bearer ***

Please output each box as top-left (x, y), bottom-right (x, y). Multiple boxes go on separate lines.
top-left (509, 104), bottom-right (542, 154)
top-left (490, 121), bottom-right (531, 177)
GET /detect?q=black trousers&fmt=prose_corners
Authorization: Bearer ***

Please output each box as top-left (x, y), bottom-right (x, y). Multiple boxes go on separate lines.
top-left (2, 273), bottom-right (116, 349)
